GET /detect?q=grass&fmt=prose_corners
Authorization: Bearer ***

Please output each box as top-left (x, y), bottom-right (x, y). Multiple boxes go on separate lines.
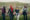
top-left (0, 15), bottom-right (30, 20)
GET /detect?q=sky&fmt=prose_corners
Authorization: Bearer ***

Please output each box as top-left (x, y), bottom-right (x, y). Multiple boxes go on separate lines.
top-left (0, 0), bottom-right (30, 3)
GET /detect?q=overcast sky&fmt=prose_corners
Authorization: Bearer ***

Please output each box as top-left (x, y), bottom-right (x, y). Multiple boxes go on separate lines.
top-left (0, 0), bottom-right (30, 3)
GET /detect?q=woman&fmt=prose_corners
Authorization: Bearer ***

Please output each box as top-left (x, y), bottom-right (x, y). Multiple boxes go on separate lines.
top-left (8, 5), bottom-right (14, 20)
top-left (23, 5), bottom-right (27, 20)
top-left (15, 7), bottom-right (20, 20)
top-left (2, 6), bottom-right (6, 20)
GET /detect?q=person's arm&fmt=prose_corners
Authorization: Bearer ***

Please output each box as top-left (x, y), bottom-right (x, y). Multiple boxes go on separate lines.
top-left (22, 8), bottom-right (24, 12)
top-left (5, 8), bottom-right (6, 13)
top-left (13, 9), bottom-right (14, 12)
top-left (13, 9), bottom-right (16, 15)
top-left (26, 8), bottom-right (28, 14)
top-left (8, 9), bottom-right (10, 14)
top-left (15, 9), bottom-right (16, 12)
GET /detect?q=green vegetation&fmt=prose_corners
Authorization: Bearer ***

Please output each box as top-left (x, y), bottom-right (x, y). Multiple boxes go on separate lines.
top-left (0, 2), bottom-right (30, 20)
top-left (0, 15), bottom-right (30, 20)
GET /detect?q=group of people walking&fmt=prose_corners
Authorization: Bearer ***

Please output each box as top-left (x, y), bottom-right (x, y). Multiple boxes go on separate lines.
top-left (2, 5), bottom-right (27, 20)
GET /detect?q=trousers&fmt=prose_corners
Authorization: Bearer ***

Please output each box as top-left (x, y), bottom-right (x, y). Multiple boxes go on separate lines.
top-left (9, 14), bottom-right (14, 20)
top-left (2, 13), bottom-right (5, 20)
top-left (16, 13), bottom-right (20, 20)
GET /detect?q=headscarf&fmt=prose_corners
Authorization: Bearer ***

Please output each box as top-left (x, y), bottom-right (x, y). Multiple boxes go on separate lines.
top-left (24, 5), bottom-right (27, 8)
top-left (10, 5), bottom-right (13, 12)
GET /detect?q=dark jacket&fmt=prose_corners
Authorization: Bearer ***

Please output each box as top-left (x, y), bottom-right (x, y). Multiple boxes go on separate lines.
top-left (8, 8), bottom-right (14, 15)
top-left (2, 8), bottom-right (6, 13)
top-left (23, 8), bottom-right (27, 15)
top-left (15, 9), bottom-right (19, 13)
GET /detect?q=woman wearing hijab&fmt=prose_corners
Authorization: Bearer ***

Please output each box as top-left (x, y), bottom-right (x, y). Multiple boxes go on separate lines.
top-left (23, 5), bottom-right (27, 20)
top-left (8, 5), bottom-right (14, 20)
top-left (2, 6), bottom-right (6, 20)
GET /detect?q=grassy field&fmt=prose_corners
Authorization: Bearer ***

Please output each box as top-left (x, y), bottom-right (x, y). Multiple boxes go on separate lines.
top-left (0, 2), bottom-right (30, 20)
top-left (0, 15), bottom-right (30, 20)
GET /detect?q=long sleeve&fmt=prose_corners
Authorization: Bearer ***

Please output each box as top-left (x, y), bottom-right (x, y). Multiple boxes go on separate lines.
top-left (23, 8), bottom-right (27, 13)
top-left (26, 8), bottom-right (28, 14)
top-left (13, 9), bottom-right (14, 12)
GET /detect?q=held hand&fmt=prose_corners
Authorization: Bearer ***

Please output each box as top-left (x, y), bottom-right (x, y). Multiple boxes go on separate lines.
top-left (7, 12), bottom-right (9, 16)
top-left (7, 12), bottom-right (9, 14)
top-left (7, 12), bottom-right (9, 15)
top-left (13, 12), bottom-right (16, 15)
top-left (7, 12), bottom-right (8, 14)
